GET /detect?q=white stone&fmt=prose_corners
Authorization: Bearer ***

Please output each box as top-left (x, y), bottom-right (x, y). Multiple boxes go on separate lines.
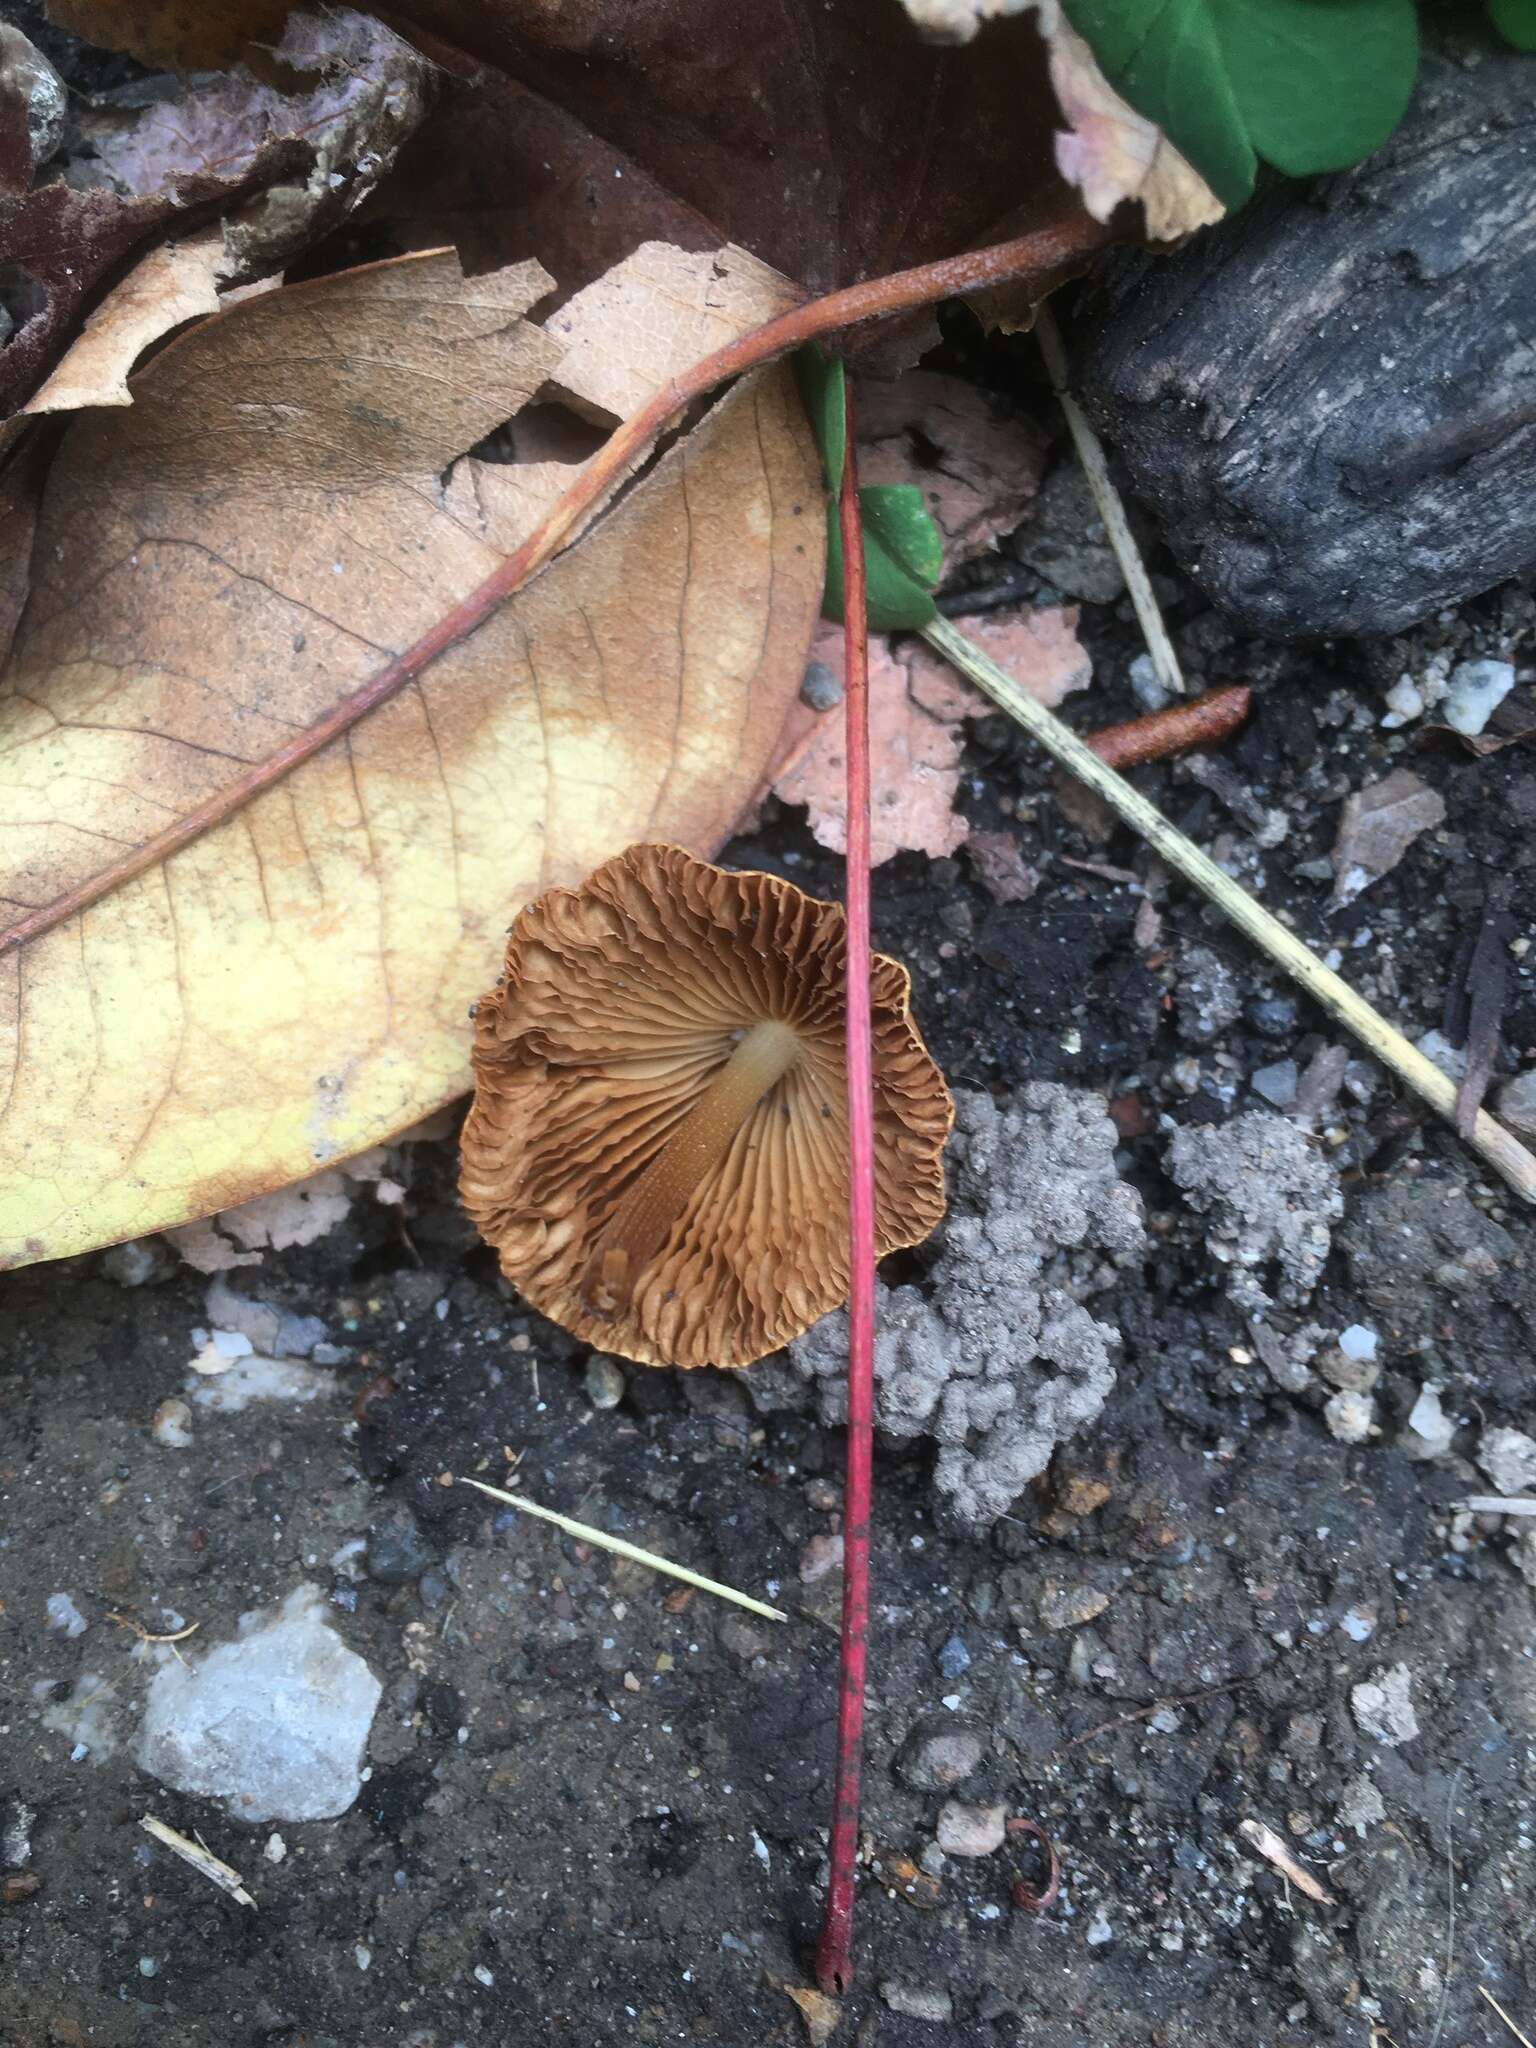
top-left (263, 1832), bottom-right (287, 1863)
top-left (1324, 1390), bottom-right (1374, 1444)
top-left (934, 1798), bottom-right (1006, 1857)
top-left (1338, 1324), bottom-right (1378, 1363)
top-left (1441, 658), bottom-right (1515, 737)
top-left (1338, 1775), bottom-right (1386, 1835)
top-left (151, 1398), bottom-right (194, 1448)
top-left (134, 1583), bottom-right (381, 1821)
top-left (46, 1593), bottom-right (88, 1639)
top-left (189, 1355), bottom-right (337, 1413)
top-left (1351, 1663), bottom-right (1419, 1747)
top-left (1400, 1384), bottom-right (1456, 1462)
top-left (1477, 1427), bottom-right (1536, 1499)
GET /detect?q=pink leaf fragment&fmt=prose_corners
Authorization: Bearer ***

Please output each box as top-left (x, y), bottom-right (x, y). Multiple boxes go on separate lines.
top-left (770, 611), bottom-right (1087, 865)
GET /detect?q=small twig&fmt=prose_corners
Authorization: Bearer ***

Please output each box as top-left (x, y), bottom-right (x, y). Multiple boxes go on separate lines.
top-left (1481, 1987), bottom-right (1536, 2048)
top-left (1086, 685), bottom-right (1252, 770)
top-left (139, 1816), bottom-right (255, 1909)
top-left (1460, 1496), bottom-right (1536, 1516)
top-left (1237, 1818), bottom-right (1334, 1906)
top-left (1058, 1670), bottom-right (1261, 1753)
top-left (107, 1612), bottom-right (200, 1666)
top-left (922, 614), bottom-right (1536, 1208)
top-left (1034, 304), bottom-right (1185, 700)
top-left (455, 1476), bottom-right (787, 1622)
top-left (816, 378), bottom-right (876, 2002)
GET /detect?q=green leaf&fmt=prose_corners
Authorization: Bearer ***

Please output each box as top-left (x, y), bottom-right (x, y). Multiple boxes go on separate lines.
top-left (793, 344), bottom-right (845, 494)
top-left (795, 346), bottom-right (941, 631)
top-left (1062, 0), bottom-right (1420, 209)
top-left (1490, 0), bottom-right (1536, 48)
top-left (824, 485), bottom-right (941, 633)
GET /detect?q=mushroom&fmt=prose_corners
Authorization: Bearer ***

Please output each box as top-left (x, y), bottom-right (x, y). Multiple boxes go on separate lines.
top-left (460, 842), bottom-right (954, 1369)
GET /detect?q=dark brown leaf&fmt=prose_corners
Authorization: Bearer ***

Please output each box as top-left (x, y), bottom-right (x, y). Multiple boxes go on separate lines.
top-left (379, 0), bottom-right (1074, 291)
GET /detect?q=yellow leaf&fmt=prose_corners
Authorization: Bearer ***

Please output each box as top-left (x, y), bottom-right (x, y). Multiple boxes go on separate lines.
top-left (0, 248), bottom-right (823, 1266)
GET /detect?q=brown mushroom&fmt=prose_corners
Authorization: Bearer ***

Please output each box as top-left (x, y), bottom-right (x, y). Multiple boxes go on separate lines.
top-left (460, 842), bottom-right (954, 1369)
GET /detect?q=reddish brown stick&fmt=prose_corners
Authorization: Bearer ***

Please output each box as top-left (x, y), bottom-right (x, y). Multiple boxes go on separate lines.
top-left (0, 212), bottom-right (1116, 961)
top-left (816, 384), bottom-right (875, 1999)
top-left (1085, 684), bottom-right (1251, 771)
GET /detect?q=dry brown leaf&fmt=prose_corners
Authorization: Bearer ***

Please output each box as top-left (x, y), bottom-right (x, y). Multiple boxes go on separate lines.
top-left (0, 248), bottom-right (823, 1267)
top-left (1046, 19), bottom-right (1224, 241)
top-left (1331, 768), bottom-right (1447, 905)
top-left (46, 0), bottom-right (295, 72)
top-left (779, 1981), bottom-right (842, 2048)
top-left (544, 242), bottom-right (801, 424)
top-left (772, 610), bottom-right (1086, 864)
top-left (893, 0), bottom-right (1224, 241)
top-left (22, 228), bottom-right (231, 415)
top-left (2, 9), bottom-right (428, 415)
top-left (857, 370), bottom-right (1046, 574)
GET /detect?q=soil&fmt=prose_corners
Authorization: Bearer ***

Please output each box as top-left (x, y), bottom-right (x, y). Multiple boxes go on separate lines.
top-left (4, 324), bottom-right (1536, 2048)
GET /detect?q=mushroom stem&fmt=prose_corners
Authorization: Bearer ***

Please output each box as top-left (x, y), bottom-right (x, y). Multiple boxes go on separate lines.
top-left (580, 1019), bottom-right (801, 1316)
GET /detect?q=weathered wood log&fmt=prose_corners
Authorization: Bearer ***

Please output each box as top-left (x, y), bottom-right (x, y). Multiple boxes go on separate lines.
top-left (1072, 44), bottom-right (1536, 640)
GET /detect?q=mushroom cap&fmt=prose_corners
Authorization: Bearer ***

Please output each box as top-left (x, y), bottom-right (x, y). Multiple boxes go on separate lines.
top-left (460, 842), bottom-right (954, 1368)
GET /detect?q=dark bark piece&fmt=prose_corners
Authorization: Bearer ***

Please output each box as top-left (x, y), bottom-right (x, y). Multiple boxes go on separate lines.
top-left (1072, 44), bottom-right (1536, 640)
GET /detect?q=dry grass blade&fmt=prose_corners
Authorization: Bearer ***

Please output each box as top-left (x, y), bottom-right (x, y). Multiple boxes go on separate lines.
top-left (1237, 1818), bottom-right (1334, 1905)
top-left (1481, 1988), bottom-right (1536, 2048)
top-left (139, 1816), bottom-right (256, 1909)
top-left (456, 1476), bottom-right (788, 1621)
top-left (922, 615), bottom-right (1536, 1208)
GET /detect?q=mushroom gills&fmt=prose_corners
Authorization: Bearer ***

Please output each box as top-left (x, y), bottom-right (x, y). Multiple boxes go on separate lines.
top-left (580, 1018), bottom-right (801, 1317)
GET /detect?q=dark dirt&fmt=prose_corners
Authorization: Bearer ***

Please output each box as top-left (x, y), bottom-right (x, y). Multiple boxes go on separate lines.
top-left (5, 308), bottom-right (1536, 2048)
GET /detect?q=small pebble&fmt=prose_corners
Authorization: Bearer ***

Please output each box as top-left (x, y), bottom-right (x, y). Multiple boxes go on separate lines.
top-left (46, 1593), bottom-right (87, 1639)
top-left (264, 1833), bottom-right (287, 1864)
top-left (800, 659), bottom-right (843, 711)
top-left (1324, 1390), bottom-right (1373, 1445)
top-left (936, 1633), bottom-right (971, 1680)
top-left (1250, 1060), bottom-right (1299, 1109)
top-left (1441, 657), bottom-right (1514, 737)
top-left (1351, 1664), bottom-right (1419, 1747)
top-left (1400, 1384), bottom-right (1456, 1462)
top-left (798, 1533), bottom-right (844, 1584)
top-left (1086, 1909), bottom-right (1114, 1946)
top-left (935, 1799), bottom-right (1006, 1858)
top-left (151, 1398), bottom-right (194, 1449)
top-left (1496, 1068), bottom-right (1536, 1140)
top-left (1477, 1426), bottom-right (1536, 1498)
top-left (896, 1724), bottom-right (984, 1791)
top-left (1338, 1324), bottom-right (1378, 1363)
top-left (1127, 652), bottom-right (1169, 713)
top-left (584, 1355), bottom-right (626, 1410)
top-left (880, 1982), bottom-right (954, 2024)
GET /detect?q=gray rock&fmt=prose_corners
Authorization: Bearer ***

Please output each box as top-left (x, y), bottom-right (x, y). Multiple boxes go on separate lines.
top-left (1074, 48), bottom-right (1536, 637)
top-left (135, 1584), bottom-right (382, 1820)
top-left (935, 1799), bottom-right (1006, 1857)
top-left (1399, 1384), bottom-right (1456, 1463)
top-left (101, 1238), bottom-right (176, 1288)
top-left (1009, 462), bottom-right (1125, 603)
top-left (1442, 659), bottom-right (1515, 738)
top-left (584, 1355), bottom-right (626, 1410)
top-left (1477, 1427), bottom-right (1536, 1499)
top-left (896, 1719), bottom-right (985, 1791)
top-left (365, 1504), bottom-right (436, 1585)
top-left (1250, 1060), bottom-right (1299, 1109)
top-left (1351, 1664), bottom-right (1419, 1748)
top-left (936, 1634), bottom-right (971, 1680)
top-left (881, 1982), bottom-right (954, 2024)
top-left (1496, 1068), bottom-right (1536, 1141)
top-left (799, 659), bottom-right (842, 711)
